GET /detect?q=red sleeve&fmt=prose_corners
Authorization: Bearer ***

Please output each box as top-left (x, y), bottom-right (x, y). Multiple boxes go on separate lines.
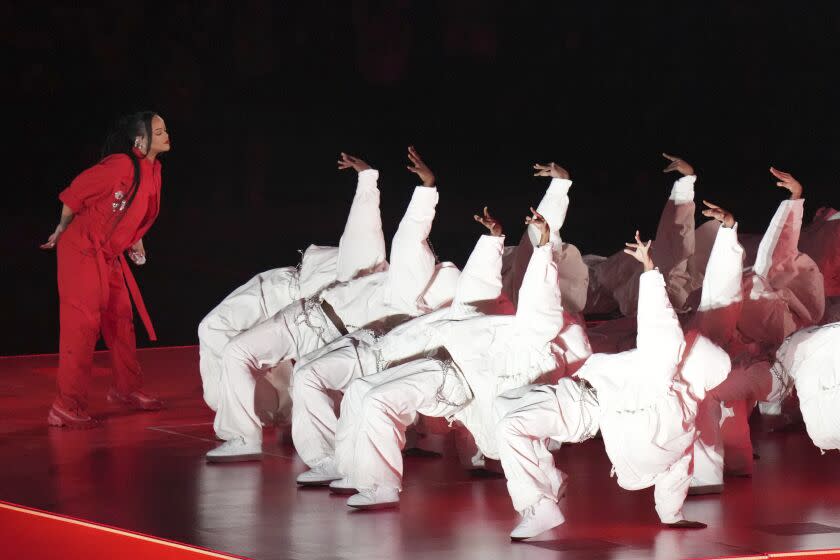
top-left (59, 154), bottom-right (134, 212)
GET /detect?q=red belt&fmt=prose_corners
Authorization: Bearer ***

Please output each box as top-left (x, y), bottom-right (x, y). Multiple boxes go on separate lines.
top-left (93, 247), bottom-right (157, 341)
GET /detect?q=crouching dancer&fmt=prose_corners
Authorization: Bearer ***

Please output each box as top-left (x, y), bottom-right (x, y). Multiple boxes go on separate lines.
top-left (495, 231), bottom-right (730, 540)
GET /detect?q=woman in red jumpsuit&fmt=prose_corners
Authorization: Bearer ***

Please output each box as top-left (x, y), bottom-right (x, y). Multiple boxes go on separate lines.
top-left (41, 111), bottom-right (170, 428)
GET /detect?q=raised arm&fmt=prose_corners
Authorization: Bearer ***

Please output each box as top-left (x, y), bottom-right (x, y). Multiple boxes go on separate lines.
top-left (752, 167), bottom-right (804, 280)
top-left (625, 231), bottom-right (685, 364)
top-left (335, 152), bottom-right (387, 281)
top-left (383, 147), bottom-right (440, 309)
top-left (448, 208), bottom-right (507, 315)
top-left (655, 153), bottom-right (698, 311)
top-left (529, 163), bottom-right (571, 246)
top-left (742, 168), bottom-right (825, 338)
top-left (690, 201), bottom-right (744, 347)
top-left (514, 209), bottom-right (565, 341)
top-left (506, 163), bottom-right (582, 308)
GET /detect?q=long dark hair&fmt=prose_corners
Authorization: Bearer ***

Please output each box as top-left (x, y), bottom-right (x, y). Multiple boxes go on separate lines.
top-left (101, 111), bottom-right (158, 214)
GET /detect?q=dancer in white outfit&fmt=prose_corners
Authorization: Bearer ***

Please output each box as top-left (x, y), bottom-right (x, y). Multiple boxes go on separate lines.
top-left (197, 153), bottom-right (385, 412)
top-left (334, 207), bottom-right (591, 509)
top-left (495, 231), bottom-right (730, 539)
top-left (690, 169), bottom-right (826, 490)
top-left (206, 147), bottom-right (460, 462)
top-left (766, 321), bottom-right (840, 452)
top-left (290, 163), bottom-right (580, 485)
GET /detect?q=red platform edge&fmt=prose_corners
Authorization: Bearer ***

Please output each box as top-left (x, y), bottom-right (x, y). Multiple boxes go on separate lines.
top-left (0, 500), bottom-right (251, 560)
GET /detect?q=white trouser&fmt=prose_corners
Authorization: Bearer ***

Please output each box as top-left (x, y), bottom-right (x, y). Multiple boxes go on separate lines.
top-left (803, 388), bottom-right (840, 452)
top-left (494, 381), bottom-right (600, 513)
top-left (213, 299), bottom-right (341, 444)
top-left (290, 337), bottom-right (373, 468)
top-left (198, 267), bottom-right (298, 411)
top-left (692, 364), bottom-right (770, 486)
top-left (335, 358), bottom-right (471, 491)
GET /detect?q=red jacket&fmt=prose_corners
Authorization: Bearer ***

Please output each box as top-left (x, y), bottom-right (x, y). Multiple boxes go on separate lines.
top-left (59, 151), bottom-right (162, 256)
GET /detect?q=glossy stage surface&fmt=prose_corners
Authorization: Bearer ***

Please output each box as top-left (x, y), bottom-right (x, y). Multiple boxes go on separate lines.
top-left (1, 346), bottom-right (839, 560)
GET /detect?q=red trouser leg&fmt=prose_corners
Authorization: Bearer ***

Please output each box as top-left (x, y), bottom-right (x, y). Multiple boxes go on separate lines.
top-left (56, 241), bottom-right (103, 411)
top-left (102, 263), bottom-right (142, 395)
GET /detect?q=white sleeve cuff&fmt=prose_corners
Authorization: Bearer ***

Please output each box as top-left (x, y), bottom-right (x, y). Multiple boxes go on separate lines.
top-left (546, 178), bottom-right (572, 196)
top-left (407, 185), bottom-right (439, 210)
top-left (669, 175), bottom-right (696, 203)
top-left (357, 168), bottom-right (379, 185)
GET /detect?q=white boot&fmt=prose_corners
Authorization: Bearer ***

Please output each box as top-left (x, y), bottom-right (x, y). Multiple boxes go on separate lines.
top-left (346, 487), bottom-right (400, 510)
top-left (296, 460), bottom-right (342, 486)
top-left (510, 498), bottom-right (565, 540)
top-left (206, 437), bottom-right (262, 463)
top-left (329, 477), bottom-right (357, 495)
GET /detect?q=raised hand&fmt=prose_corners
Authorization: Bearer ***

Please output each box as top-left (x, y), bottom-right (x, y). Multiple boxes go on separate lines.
top-left (406, 146), bottom-right (435, 188)
top-left (524, 207), bottom-right (550, 246)
top-left (769, 167), bottom-right (803, 200)
top-left (662, 153), bottom-right (695, 176)
top-left (624, 230), bottom-right (654, 271)
top-left (701, 200), bottom-right (736, 228)
top-left (473, 206), bottom-right (503, 237)
top-left (40, 224), bottom-right (65, 250)
top-left (337, 152), bottom-right (371, 173)
top-left (533, 162), bottom-right (570, 180)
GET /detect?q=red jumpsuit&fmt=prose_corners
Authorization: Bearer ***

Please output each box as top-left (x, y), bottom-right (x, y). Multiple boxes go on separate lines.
top-left (56, 151), bottom-right (161, 410)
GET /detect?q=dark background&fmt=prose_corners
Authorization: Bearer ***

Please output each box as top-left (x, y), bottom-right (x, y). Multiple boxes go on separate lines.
top-left (2, 1), bottom-right (838, 355)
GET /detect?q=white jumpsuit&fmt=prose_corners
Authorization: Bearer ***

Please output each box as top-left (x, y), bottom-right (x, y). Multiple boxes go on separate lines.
top-left (334, 241), bottom-right (592, 492)
top-left (213, 184), bottom-right (460, 446)
top-left (691, 196), bottom-right (829, 485)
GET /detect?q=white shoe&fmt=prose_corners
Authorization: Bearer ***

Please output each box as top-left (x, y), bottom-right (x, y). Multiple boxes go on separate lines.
top-left (346, 487), bottom-right (400, 510)
top-left (296, 461), bottom-right (341, 486)
top-left (510, 498), bottom-right (565, 540)
top-left (206, 437), bottom-right (262, 463)
top-left (329, 477), bottom-right (357, 495)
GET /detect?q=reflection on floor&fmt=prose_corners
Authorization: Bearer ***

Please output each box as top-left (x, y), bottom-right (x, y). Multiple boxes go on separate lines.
top-left (1, 346), bottom-right (839, 560)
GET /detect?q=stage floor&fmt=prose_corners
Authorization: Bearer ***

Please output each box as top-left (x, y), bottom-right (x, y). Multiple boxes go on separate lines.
top-left (1, 346), bottom-right (839, 560)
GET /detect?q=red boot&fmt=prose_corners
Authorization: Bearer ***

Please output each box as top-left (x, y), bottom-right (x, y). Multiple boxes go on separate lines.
top-left (107, 389), bottom-right (164, 411)
top-left (47, 401), bottom-right (100, 429)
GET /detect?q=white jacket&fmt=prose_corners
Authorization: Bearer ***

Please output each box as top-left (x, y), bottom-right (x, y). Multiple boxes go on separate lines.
top-left (320, 185), bottom-right (460, 333)
top-left (432, 242), bottom-right (593, 459)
